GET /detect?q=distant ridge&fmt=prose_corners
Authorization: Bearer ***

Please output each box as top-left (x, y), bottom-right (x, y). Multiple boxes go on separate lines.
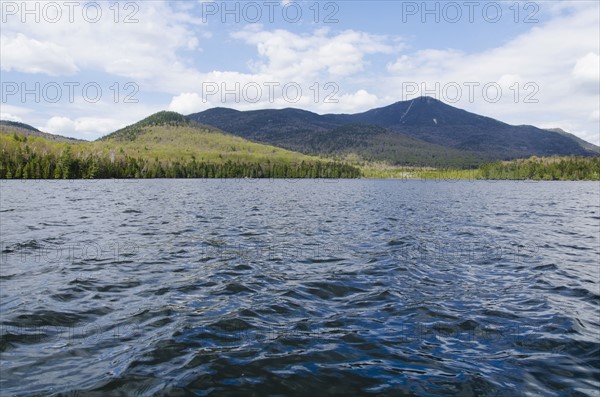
top-left (545, 128), bottom-right (599, 154)
top-left (5, 98), bottom-right (597, 169)
top-left (0, 120), bottom-right (81, 142)
top-left (0, 120), bottom-right (40, 132)
top-left (188, 96), bottom-right (597, 165)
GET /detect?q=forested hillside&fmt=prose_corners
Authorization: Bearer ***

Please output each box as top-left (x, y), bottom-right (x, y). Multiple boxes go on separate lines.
top-left (0, 114), bottom-right (360, 179)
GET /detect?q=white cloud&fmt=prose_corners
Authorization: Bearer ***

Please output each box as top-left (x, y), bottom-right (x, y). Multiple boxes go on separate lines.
top-left (1, 2), bottom-right (400, 128)
top-left (44, 116), bottom-right (123, 138)
top-left (231, 27), bottom-right (396, 81)
top-left (573, 52), bottom-right (600, 83)
top-left (44, 116), bottom-right (76, 134)
top-left (0, 104), bottom-right (33, 119)
top-left (388, 49), bottom-right (463, 75)
top-left (1, 0), bottom-right (597, 145)
top-left (0, 33), bottom-right (78, 75)
top-left (1, 1), bottom-right (205, 87)
top-left (321, 90), bottom-right (380, 113)
top-left (168, 92), bottom-right (208, 114)
top-left (382, 2), bottom-right (600, 144)
top-left (0, 113), bottom-right (23, 122)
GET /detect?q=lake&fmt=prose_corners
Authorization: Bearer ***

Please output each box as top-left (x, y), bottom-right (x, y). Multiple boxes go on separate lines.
top-left (0, 180), bottom-right (598, 396)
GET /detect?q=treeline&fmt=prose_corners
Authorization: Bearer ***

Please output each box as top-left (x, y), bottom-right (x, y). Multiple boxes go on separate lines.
top-left (0, 145), bottom-right (360, 179)
top-left (479, 157), bottom-right (600, 180)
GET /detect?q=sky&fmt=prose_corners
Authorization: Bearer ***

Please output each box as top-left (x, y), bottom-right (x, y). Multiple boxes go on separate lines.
top-left (0, 0), bottom-right (598, 144)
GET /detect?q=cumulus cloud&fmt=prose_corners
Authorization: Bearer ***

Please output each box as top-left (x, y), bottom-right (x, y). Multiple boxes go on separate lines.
top-left (2, 0), bottom-right (597, 144)
top-left (321, 90), bottom-right (380, 113)
top-left (168, 93), bottom-right (208, 114)
top-left (0, 33), bottom-right (78, 75)
top-left (0, 113), bottom-right (23, 122)
top-left (231, 27), bottom-right (396, 81)
top-left (573, 52), bottom-right (600, 82)
top-left (0, 104), bottom-right (33, 121)
top-left (44, 116), bottom-right (123, 138)
top-left (44, 116), bottom-right (76, 134)
top-left (1, 1), bottom-right (205, 87)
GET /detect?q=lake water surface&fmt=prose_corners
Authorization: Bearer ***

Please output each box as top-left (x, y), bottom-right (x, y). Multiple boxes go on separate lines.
top-left (1, 180), bottom-right (598, 396)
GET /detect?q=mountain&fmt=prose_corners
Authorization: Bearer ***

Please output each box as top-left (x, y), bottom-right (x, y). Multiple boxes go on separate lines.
top-left (98, 111), bottom-right (331, 165)
top-left (188, 107), bottom-right (337, 144)
top-left (98, 111), bottom-right (190, 142)
top-left (188, 97), bottom-right (597, 166)
top-left (545, 128), bottom-right (599, 154)
top-left (3, 111), bottom-right (597, 179)
top-left (342, 97), bottom-right (593, 158)
top-left (188, 106), bottom-right (482, 166)
top-left (1, 112), bottom-right (360, 179)
top-left (271, 123), bottom-right (484, 166)
top-left (0, 120), bottom-right (81, 142)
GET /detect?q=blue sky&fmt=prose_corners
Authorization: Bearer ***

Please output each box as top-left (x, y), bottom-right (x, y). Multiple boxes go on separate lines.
top-left (1, 0), bottom-right (598, 144)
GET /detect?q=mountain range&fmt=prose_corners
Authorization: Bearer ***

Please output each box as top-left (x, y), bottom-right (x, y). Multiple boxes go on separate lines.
top-left (188, 97), bottom-right (598, 166)
top-left (2, 97), bottom-right (598, 168)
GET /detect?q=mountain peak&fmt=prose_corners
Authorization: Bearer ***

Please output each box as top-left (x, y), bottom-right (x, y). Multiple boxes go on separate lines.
top-left (186, 99), bottom-right (597, 162)
top-left (408, 96), bottom-right (442, 103)
top-left (137, 111), bottom-right (188, 126)
top-left (100, 111), bottom-right (189, 141)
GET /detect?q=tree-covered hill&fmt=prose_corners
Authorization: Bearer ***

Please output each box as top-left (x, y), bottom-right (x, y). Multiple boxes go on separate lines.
top-left (98, 111), bottom-right (191, 142)
top-left (0, 113), bottom-right (360, 179)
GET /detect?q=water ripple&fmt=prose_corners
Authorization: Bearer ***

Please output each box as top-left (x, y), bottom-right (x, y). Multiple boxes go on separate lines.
top-left (0, 180), bottom-right (598, 396)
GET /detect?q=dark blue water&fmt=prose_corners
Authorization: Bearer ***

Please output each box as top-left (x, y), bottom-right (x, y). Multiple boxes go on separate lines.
top-left (1, 180), bottom-right (598, 396)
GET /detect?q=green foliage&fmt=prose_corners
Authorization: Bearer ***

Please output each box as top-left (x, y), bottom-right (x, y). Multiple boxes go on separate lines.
top-left (4, 124), bottom-right (594, 181)
top-left (358, 156), bottom-right (599, 180)
top-left (283, 124), bottom-right (485, 168)
top-left (478, 156), bottom-right (600, 180)
top-left (0, 129), bottom-right (360, 179)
